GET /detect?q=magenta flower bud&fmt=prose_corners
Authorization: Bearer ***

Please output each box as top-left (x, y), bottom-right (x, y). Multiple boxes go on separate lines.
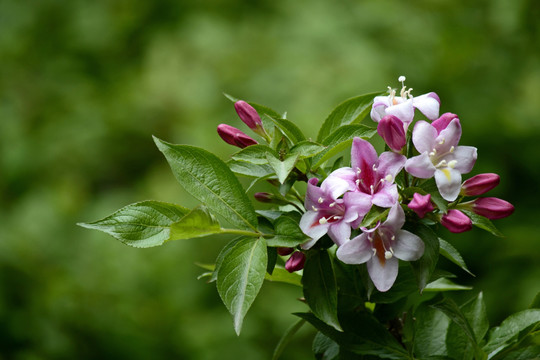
top-left (217, 124), bottom-right (258, 148)
top-left (407, 193), bottom-right (434, 218)
top-left (234, 101), bottom-right (263, 131)
top-left (277, 247), bottom-right (295, 256)
top-left (431, 112), bottom-right (459, 134)
top-left (285, 251), bottom-right (306, 273)
top-left (472, 197), bottom-right (514, 220)
top-left (377, 115), bottom-right (407, 152)
top-left (461, 173), bottom-right (500, 196)
top-left (254, 192), bottom-right (272, 203)
top-left (440, 209), bottom-right (472, 233)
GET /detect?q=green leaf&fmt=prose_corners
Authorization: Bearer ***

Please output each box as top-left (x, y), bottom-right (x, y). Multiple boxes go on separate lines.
top-left (312, 125), bottom-right (377, 170)
top-left (264, 266), bottom-right (302, 286)
top-left (227, 159), bottom-right (274, 178)
top-left (210, 237), bottom-right (244, 282)
top-left (439, 238), bottom-right (474, 276)
top-left (169, 206), bottom-right (221, 240)
top-left (272, 318), bottom-right (306, 360)
top-left (248, 101), bottom-right (282, 120)
top-left (265, 153), bottom-right (299, 184)
top-left (153, 137), bottom-right (258, 231)
top-left (316, 92), bottom-right (382, 142)
top-left (265, 115), bottom-right (306, 143)
top-left (413, 303), bottom-right (451, 357)
top-left (461, 210), bottom-right (504, 237)
top-left (217, 237), bottom-right (268, 335)
top-left (312, 332), bottom-right (340, 360)
top-left (484, 309), bottom-right (540, 358)
top-left (231, 144), bottom-right (278, 164)
top-left (288, 141), bottom-right (326, 159)
top-left (418, 179), bottom-right (448, 213)
top-left (529, 292), bottom-right (540, 309)
top-left (424, 278), bottom-right (473, 292)
top-left (78, 200), bottom-right (189, 248)
top-left (295, 312), bottom-right (410, 359)
top-left (359, 206), bottom-right (390, 228)
top-left (302, 249), bottom-right (342, 331)
top-left (266, 215), bottom-right (309, 247)
top-left (408, 223), bottom-right (440, 292)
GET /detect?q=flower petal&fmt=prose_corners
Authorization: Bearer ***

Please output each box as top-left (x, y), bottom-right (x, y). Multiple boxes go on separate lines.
top-left (412, 121), bottom-right (438, 154)
top-left (386, 99), bottom-right (415, 124)
top-left (413, 92), bottom-right (440, 121)
top-left (321, 173), bottom-right (353, 200)
top-left (372, 184), bottom-right (399, 208)
top-left (325, 167), bottom-right (357, 192)
top-left (383, 203), bottom-right (405, 231)
top-left (343, 191), bottom-right (372, 222)
top-left (351, 137), bottom-right (378, 171)
top-left (367, 256), bottom-right (399, 292)
top-left (436, 118), bottom-right (462, 151)
top-left (449, 146), bottom-right (477, 174)
top-left (370, 96), bottom-right (391, 122)
top-left (377, 151), bottom-right (407, 179)
top-left (435, 167), bottom-right (462, 201)
top-left (336, 234), bottom-right (372, 264)
top-left (299, 211), bottom-right (329, 247)
top-left (405, 153), bottom-right (436, 178)
top-left (328, 221), bottom-right (352, 246)
top-left (393, 230), bottom-right (425, 261)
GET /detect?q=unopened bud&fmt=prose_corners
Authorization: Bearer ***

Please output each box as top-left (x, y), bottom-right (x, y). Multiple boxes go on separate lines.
top-left (461, 173), bottom-right (500, 196)
top-left (253, 192), bottom-right (289, 205)
top-left (377, 115), bottom-right (407, 152)
top-left (217, 124), bottom-right (258, 148)
top-left (234, 101), bottom-right (264, 134)
top-left (285, 251), bottom-right (306, 273)
top-left (472, 197), bottom-right (514, 220)
top-left (277, 247), bottom-right (295, 256)
top-left (440, 209), bottom-right (472, 233)
top-left (407, 193), bottom-right (434, 218)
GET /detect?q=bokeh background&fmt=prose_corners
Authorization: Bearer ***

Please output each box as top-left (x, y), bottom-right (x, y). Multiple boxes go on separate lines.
top-left (1, 0), bottom-right (539, 358)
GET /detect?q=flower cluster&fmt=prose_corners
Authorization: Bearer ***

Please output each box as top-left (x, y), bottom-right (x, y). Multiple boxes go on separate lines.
top-left (298, 77), bottom-right (514, 292)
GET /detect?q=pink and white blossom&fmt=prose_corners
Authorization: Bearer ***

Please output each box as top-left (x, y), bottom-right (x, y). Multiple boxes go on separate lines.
top-left (404, 116), bottom-right (477, 201)
top-left (336, 204), bottom-right (425, 292)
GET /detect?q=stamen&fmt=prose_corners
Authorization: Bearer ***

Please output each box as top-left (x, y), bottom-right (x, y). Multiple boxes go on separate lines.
top-left (372, 164), bottom-right (378, 171)
top-left (370, 184), bottom-right (375, 194)
top-left (385, 174), bottom-right (393, 182)
top-left (435, 160), bottom-right (448, 168)
top-left (429, 149), bottom-right (437, 157)
top-left (319, 217), bottom-right (328, 225)
top-left (439, 138), bottom-right (445, 145)
top-left (355, 179), bottom-right (361, 186)
top-left (391, 235), bottom-right (395, 241)
top-left (372, 248), bottom-right (377, 256)
top-left (329, 202), bottom-right (336, 207)
top-left (311, 206), bottom-right (318, 212)
top-left (448, 160), bottom-right (457, 168)
top-left (384, 251), bottom-right (393, 260)
top-left (449, 146), bottom-right (455, 153)
top-left (356, 167), bottom-right (361, 175)
top-left (318, 197), bottom-right (324, 204)
top-left (398, 75), bottom-right (406, 83)
top-left (333, 216), bottom-right (342, 220)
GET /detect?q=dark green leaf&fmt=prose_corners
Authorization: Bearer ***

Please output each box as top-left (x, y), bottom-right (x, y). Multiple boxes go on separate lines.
top-left (413, 303), bottom-right (451, 357)
top-left (78, 200), bottom-right (189, 248)
top-left (154, 138), bottom-right (258, 231)
top-left (461, 210), bottom-right (504, 237)
top-left (303, 249), bottom-right (342, 331)
top-left (265, 153), bottom-right (299, 184)
top-left (217, 237), bottom-right (268, 335)
top-left (359, 207), bottom-right (390, 228)
top-left (439, 238), bottom-right (474, 276)
top-left (424, 278), bottom-right (472, 292)
top-left (272, 318), bottom-right (306, 360)
top-left (312, 125), bottom-right (377, 169)
top-left (408, 223), bottom-right (440, 292)
top-left (529, 292), bottom-right (540, 309)
top-left (267, 246), bottom-right (277, 275)
top-left (316, 92), bottom-right (382, 142)
top-left (266, 215), bottom-right (309, 247)
top-left (312, 332), bottom-right (340, 360)
top-left (231, 144), bottom-right (278, 164)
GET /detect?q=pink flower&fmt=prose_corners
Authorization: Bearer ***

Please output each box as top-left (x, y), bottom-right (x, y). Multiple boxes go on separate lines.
top-left (377, 115), bottom-right (407, 152)
top-left (461, 173), bottom-right (500, 196)
top-left (440, 209), bottom-right (472, 233)
top-left (326, 137), bottom-right (406, 210)
top-left (471, 197), bottom-right (514, 220)
top-left (404, 117), bottom-right (477, 201)
top-left (234, 100), bottom-right (265, 136)
top-left (285, 251), bottom-right (306, 273)
top-left (299, 177), bottom-right (371, 249)
top-left (217, 124), bottom-right (258, 148)
top-left (407, 193), bottom-right (434, 218)
top-left (336, 204), bottom-right (425, 292)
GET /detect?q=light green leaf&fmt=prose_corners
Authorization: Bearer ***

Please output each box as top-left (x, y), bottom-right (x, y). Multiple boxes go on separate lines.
top-left (169, 206), bottom-right (221, 240)
top-left (424, 278), bottom-right (473, 292)
top-left (227, 159), bottom-right (274, 178)
top-left (231, 145), bottom-right (278, 164)
top-left (484, 309), bottom-right (540, 358)
top-left (303, 249), bottom-right (342, 331)
top-left (264, 266), bottom-right (302, 286)
top-left (217, 237), bottom-right (268, 335)
top-left (288, 141), bottom-right (326, 159)
top-left (360, 206), bottom-right (390, 228)
top-left (439, 238), bottom-right (474, 276)
top-left (78, 201), bottom-right (189, 248)
top-left (462, 210), bottom-right (504, 237)
top-left (266, 215), bottom-right (309, 247)
top-left (316, 91), bottom-right (382, 142)
top-left (312, 125), bottom-right (377, 169)
top-left (265, 153), bottom-right (299, 184)
top-left (265, 115), bottom-right (306, 143)
top-left (154, 137), bottom-right (258, 231)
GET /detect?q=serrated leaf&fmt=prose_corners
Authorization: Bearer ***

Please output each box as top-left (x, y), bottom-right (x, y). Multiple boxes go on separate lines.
top-left (231, 145), bottom-right (278, 164)
top-left (227, 159), bottom-right (274, 178)
top-left (266, 153), bottom-right (299, 184)
top-left (303, 249), bottom-right (342, 331)
top-left (439, 238), bottom-right (474, 276)
top-left (78, 201), bottom-right (189, 248)
top-left (424, 278), bottom-right (473, 292)
top-left (288, 141), bottom-right (326, 159)
top-left (408, 223), bottom-right (440, 292)
top-left (316, 92), bottom-right (383, 142)
top-left (265, 115), bottom-right (306, 143)
top-left (266, 215), bottom-right (309, 247)
top-left (312, 125), bottom-right (377, 169)
top-left (169, 206), bottom-right (221, 240)
top-left (484, 309), bottom-right (540, 358)
top-left (272, 318), bottom-right (306, 360)
top-left (217, 237), bottom-right (268, 335)
top-left (461, 210), bottom-right (504, 237)
top-left (154, 138), bottom-right (258, 231)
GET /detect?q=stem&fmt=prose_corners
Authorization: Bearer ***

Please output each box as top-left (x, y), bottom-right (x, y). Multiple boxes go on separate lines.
top-left (221, 229), bottom-right (263, 237)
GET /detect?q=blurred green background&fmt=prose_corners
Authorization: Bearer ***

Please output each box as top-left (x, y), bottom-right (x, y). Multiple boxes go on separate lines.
top-left (1, 0), bottom-right (539, 358)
